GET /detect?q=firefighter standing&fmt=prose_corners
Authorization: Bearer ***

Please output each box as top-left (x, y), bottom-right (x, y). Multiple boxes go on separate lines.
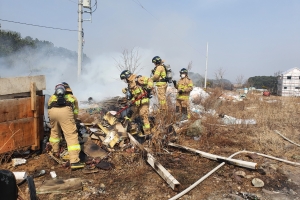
top-left (173, 68), bottom-right (194, 120)
top-left (120, 70), bottom-right (153, 137)
top-left (151, 56), bottom-right (168, 114)
top-left (47, 83), bottom-right (84, 169)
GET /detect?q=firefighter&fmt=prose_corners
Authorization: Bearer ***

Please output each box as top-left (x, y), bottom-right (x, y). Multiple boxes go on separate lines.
top-left (173, 68), bottom-right (194, 120)
top-left (47, 83), bottom-right (84, 169)
top-left (120, 70), bottom-right (153, 137)
top-left (151, 56), bottom-right (168, 114)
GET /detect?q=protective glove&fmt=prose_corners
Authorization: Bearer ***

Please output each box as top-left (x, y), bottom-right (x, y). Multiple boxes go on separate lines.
top-left (172, 80), bottom-right (177, 87)
top-left (178, 90), bottom-right (183, 95)
top-left (127, 101), bottom-right (133, 107)
top-left (122, 88), bottom-right (128, 94)
top-left (146, 88), bottom-right (152, 98)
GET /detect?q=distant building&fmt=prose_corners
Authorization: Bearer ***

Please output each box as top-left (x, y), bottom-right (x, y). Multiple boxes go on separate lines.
top-left (277, 67), bottom-right (300, 96)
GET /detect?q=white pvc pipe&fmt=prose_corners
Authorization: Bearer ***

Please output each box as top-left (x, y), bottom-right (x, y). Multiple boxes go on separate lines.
top-left (274, 130), bottom-right (300, 147)
top-left (169, 150), bottom-right (300, 200)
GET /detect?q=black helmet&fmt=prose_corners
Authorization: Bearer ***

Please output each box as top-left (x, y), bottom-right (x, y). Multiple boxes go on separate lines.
top-left (152, 56), bottom-right (162, 65)
top-left (180, 68), bottom-right (188, 74)
top-left (61, 82), bottom-right (69, 88)
top-left (120, 70), bottom-right (132, 80)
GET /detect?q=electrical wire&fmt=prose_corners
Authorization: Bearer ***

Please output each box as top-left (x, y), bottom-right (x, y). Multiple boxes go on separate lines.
top-left (92, 0), bottom-right (98, 13)
top-left (131, 0), bottom-right (206, 58)
top-left (65, 0), bottom-right (77, 3)
top-left (0, 18), bottom-right (79, 32)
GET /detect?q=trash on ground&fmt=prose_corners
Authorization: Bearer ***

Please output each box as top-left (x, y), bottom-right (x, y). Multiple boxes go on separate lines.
top-left (13, 172), bottom-right (28, 180)
top-left (34, 178), bottom-right (82, 194)
top-left (50, 171), bottom-right (57, 179)
top-left (252, 178), bottom-right (264, 187)
top-left (12, 158), bottom-right (27, 166)
top-left (220, 114), bottom-right (256, 125)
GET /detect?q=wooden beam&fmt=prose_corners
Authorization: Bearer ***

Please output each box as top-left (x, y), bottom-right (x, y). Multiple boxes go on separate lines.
top-left (30, 82), bottom-right (39, 150)
top-left (0, 75), bottom-right (46, 96)
top-left (128, 133), bottom-right (180, 191)
top-left (31, 82), bottom-right (36, 111)
top-left (168, 143), bottom-right (257, 169)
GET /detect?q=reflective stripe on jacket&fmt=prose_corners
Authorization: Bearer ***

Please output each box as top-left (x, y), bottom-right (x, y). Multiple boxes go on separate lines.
top-left (176, 77), bottom-right (194, 100)
top-left (131, 86), bottom-right (149, 106)
top-left (48, 94), bottom-right (79, 115)
top-left (151, 65), bottom-right (167, 86)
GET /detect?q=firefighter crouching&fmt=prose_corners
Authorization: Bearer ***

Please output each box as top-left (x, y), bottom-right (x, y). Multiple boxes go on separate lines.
top-left (120, 70), bottom-right (153, 137)
top-left (47, 83), bottom-right (84, 169)
top-left (151, 56), bottom-right (168, 114)
top-left (173, 68), bottom-right (194, 120)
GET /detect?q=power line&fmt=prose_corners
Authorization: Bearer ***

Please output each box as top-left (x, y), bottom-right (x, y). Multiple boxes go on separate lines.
top-left (131, 0), bottom-right (206, 58)
top-left (65, 0), bottom-right (77, 3)
top-left (0, 18), bottom-right (79, 32)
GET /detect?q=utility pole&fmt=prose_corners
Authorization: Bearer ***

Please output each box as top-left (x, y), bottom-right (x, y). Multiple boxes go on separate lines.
top-left (77, 0), bottom-right (83, 79)
top-left (204, 42), bottom-right (208, 89)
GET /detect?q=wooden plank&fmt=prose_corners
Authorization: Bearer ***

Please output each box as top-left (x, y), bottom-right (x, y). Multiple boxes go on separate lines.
top-left (0, 75), bottom-right (46, 95)
top-left (31, 82), bottom-right (38, 150)
top-left (0, 96), bottom-right (45, 123)
top-left (128, 133), bottom-right (180, 191)
top-left (168, 143), bottom-right (257, 169)
top-left (0, 98), bottom-right (33, 123)
top-left (0, 118), bottom-right (35, 154)
top-left (0, 91), bottom-right (43, 100)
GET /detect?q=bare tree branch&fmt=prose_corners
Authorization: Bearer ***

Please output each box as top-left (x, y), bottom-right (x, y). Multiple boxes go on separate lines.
top-left (114, 47), bottom-right (143, 74)
top-left (235, 74), bottom-right (244, 88)
top-left (214, 67), bottom-right (226, 89)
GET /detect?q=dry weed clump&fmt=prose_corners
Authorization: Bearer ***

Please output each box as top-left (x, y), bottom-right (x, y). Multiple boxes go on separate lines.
top-left (202, 87), bottom-right (223, 111)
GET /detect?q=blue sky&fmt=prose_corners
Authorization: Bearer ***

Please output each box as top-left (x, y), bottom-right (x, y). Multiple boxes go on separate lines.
top-left (1, 0), bottom-right (300, 98)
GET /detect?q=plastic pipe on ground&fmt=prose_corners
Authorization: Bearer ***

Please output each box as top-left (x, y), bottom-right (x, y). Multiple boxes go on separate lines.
top-left (169, 149), bottom-right (300, 200)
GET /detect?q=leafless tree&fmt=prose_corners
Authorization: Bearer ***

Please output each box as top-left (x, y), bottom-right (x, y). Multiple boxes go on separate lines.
top-left (235, 74), bottom-right (244, 88)
top-left (215, 67), bottom-right (226, 89)
top-left (114, 47), bottom-right (142, 74)
top-left (274, 71), bottom-right (282, 77)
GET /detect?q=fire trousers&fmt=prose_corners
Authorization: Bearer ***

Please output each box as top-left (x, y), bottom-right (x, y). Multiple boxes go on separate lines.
top-left (156, 84), bottom-right (168, 112)
top-left (176, 98), bottom-right (191, 118)
top-left (131, 103), bottom-right (151, 135)
top-left (48, 107), bottom-right (80, 163)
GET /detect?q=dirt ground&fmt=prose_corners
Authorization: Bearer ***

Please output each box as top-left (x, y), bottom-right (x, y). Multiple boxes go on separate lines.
top-left (2, 89), bottom-right (300, 200)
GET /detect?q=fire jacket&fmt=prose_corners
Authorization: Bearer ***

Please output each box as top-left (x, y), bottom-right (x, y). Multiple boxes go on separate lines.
top-left (151, 65), bottom-right (167, 87)
top-left (48, 94), bottom-right (79, 117)
top-left (175, 76), bottom-right (194, 100)
top-left (127, 74), bottom-right (153, 106)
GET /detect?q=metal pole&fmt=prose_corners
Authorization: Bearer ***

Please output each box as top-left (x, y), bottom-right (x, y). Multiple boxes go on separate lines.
top-left (204, 42), bottom-right (208, 89)
top-left (77, 0), bottom-right (83, 79)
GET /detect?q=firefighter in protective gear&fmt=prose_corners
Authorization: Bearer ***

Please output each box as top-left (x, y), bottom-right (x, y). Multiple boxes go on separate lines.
top-left (61, 82), bottom-right (79, 119)
top-left (120, 70), bottom-right (154, 137)
top-left (47, 83), bottom-right (84, 169)
top-left (151, 56), bottom-right (168, 113)
top-left (173, 68), bottom-right (194, 120)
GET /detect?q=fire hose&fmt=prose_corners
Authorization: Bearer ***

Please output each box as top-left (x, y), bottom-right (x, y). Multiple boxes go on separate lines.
top-left (116, 91), bottom-right (149, 115)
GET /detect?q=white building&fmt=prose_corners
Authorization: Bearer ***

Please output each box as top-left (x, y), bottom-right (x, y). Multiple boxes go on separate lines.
top-left (277, 67), bottom-right (300, 96)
